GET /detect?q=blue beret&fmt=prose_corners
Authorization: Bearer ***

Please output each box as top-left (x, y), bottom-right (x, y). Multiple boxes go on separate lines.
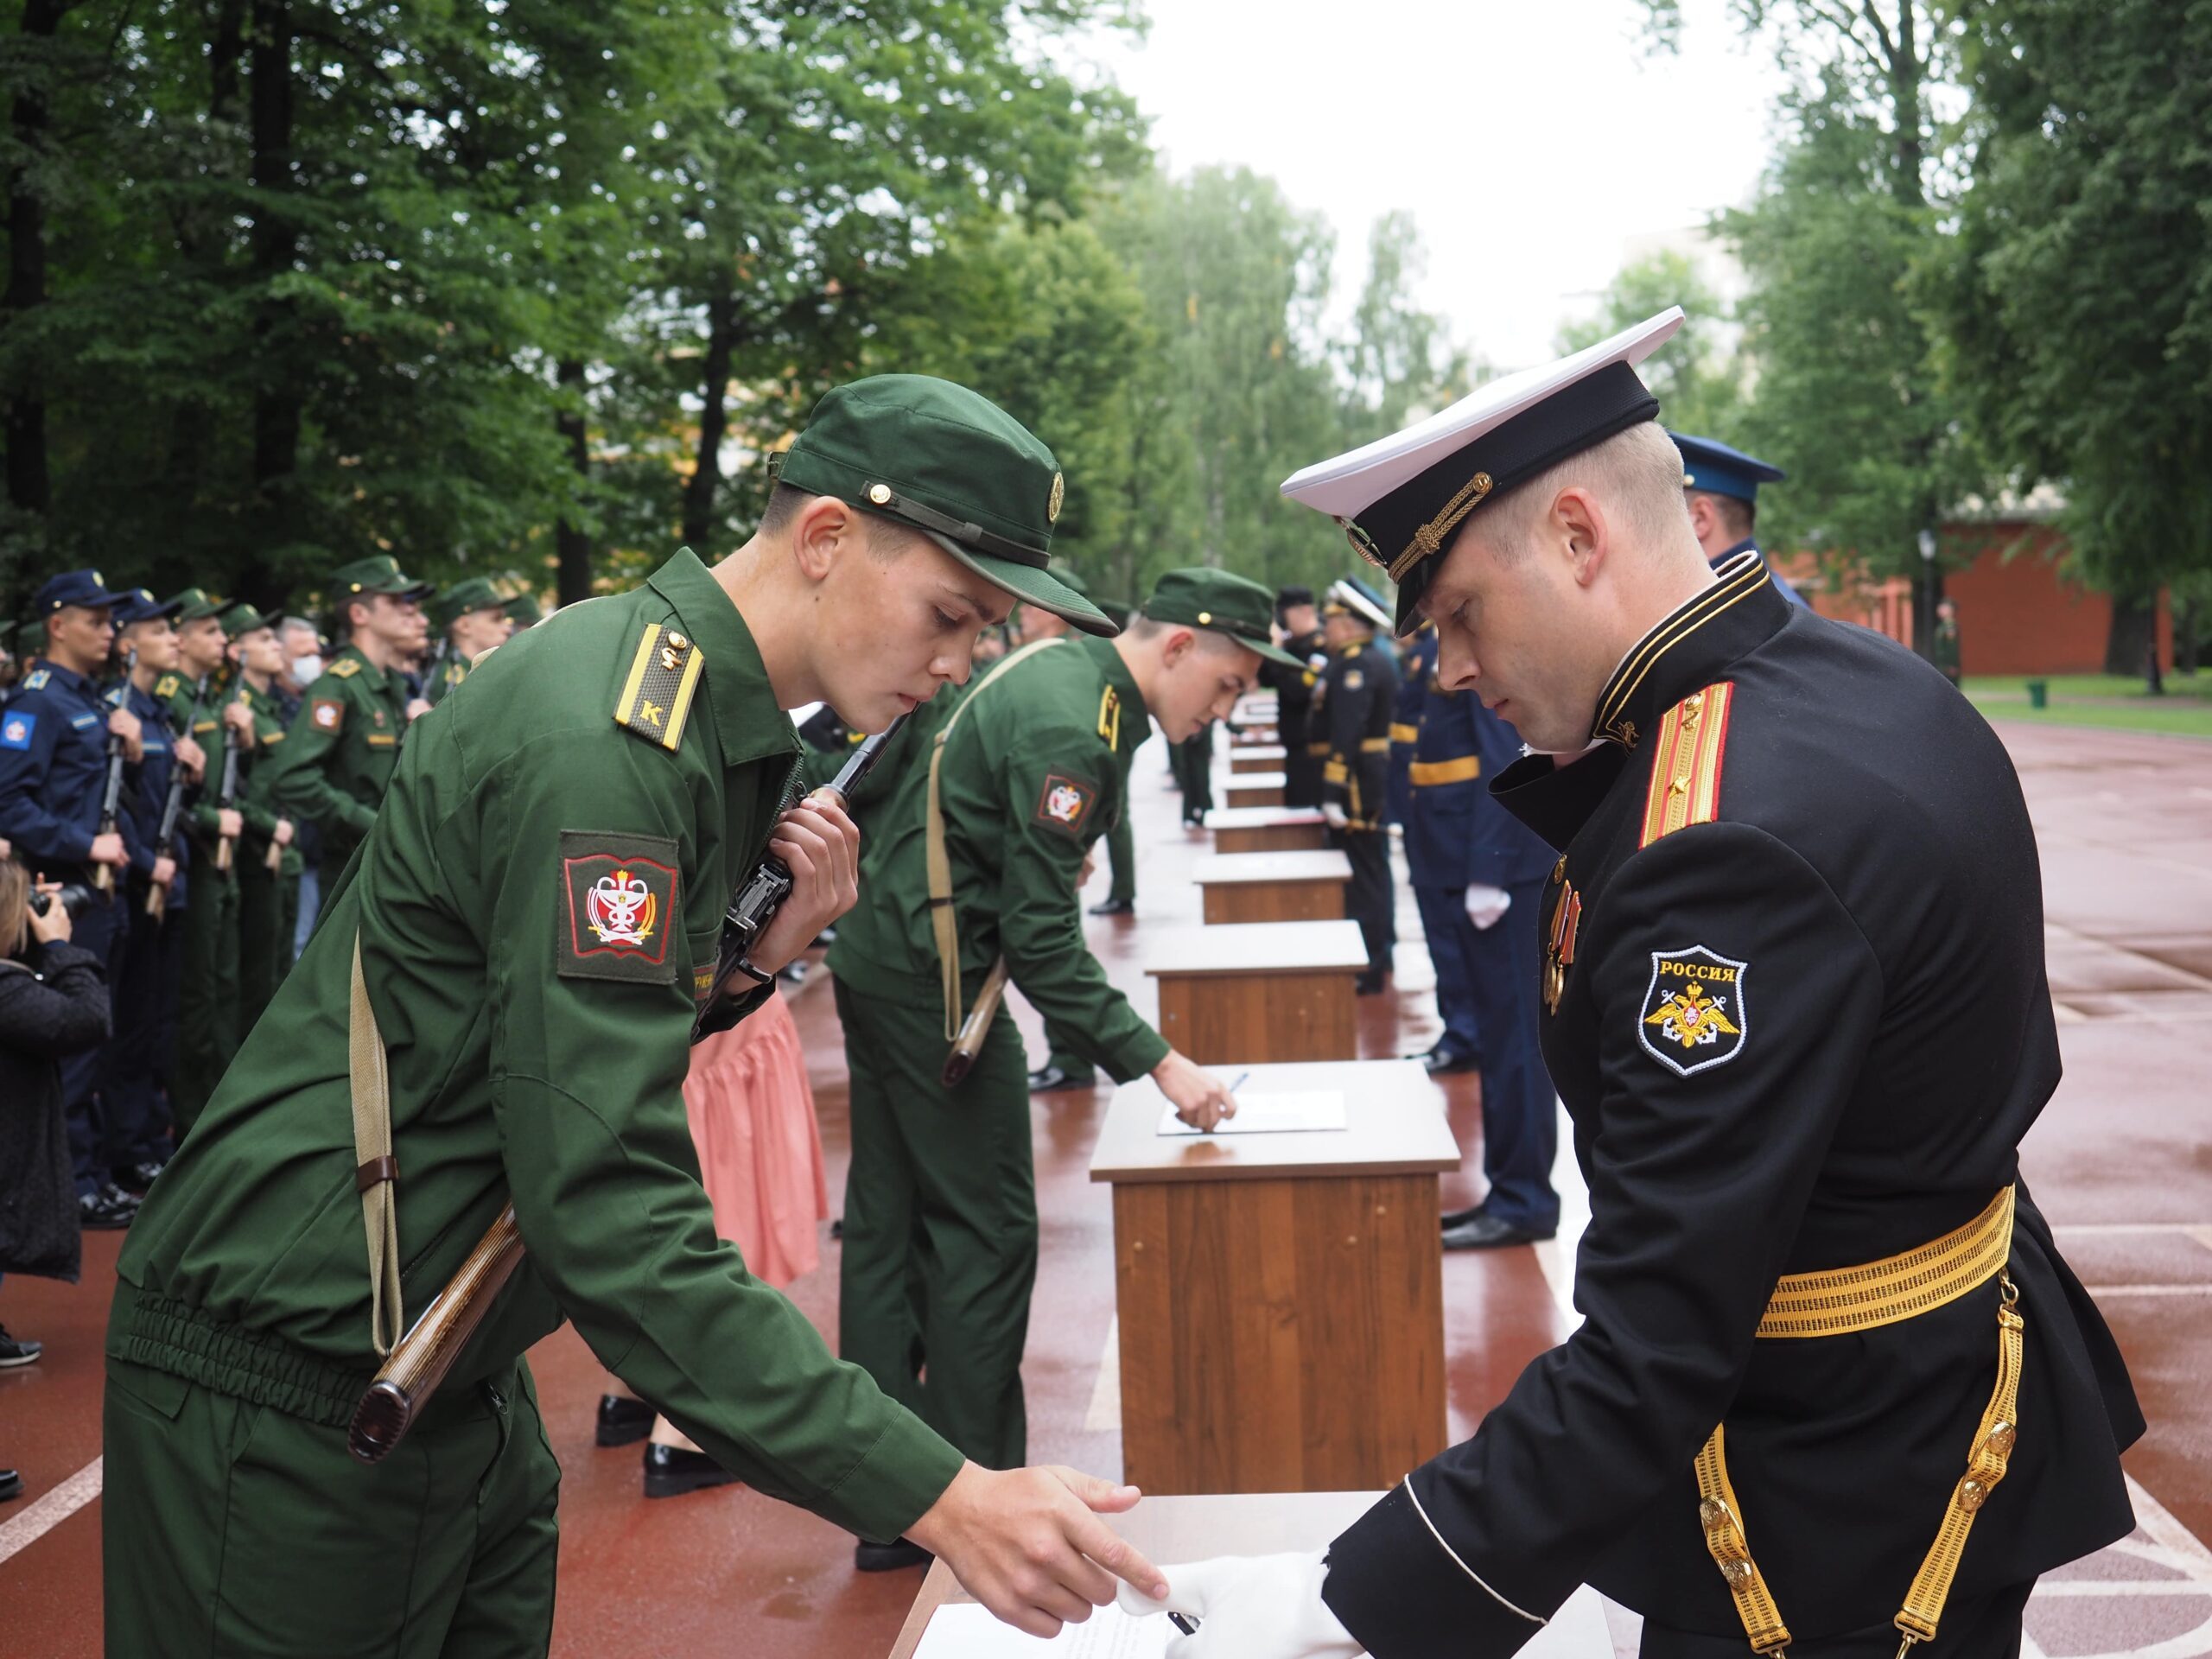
top-left (1669, 432), bottom-right (1786, 505)
top-left (33, 569), bottom-right (119, 615)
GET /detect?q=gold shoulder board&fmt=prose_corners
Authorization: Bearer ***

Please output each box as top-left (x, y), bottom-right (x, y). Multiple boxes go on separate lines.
top-left (1639, 681), bottom-right (1735, 847)
top-left (613, 622), bottom-right (705, 752)
top-left (328, 658), bottom-right (362, 679)
top-left (1097, 685), bottom-right (1121, 748)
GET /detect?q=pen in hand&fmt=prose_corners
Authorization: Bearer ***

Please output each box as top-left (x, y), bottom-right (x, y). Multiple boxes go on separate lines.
top-left (1168, 1612), bottom-right (1199, 1636)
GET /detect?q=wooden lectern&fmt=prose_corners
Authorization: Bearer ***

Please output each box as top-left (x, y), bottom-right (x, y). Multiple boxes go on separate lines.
top-left (1143, 921), bottom-right (1365, 1064)
top-left (1192, 849), bottom-right (1351, 924)
top-left (1222, 771), bottom-right (1287, 809)
top-left (1204, 804), bottom-right (1328, 855)
top-left (1230, 743), bottom-right (1287, 774)
top-left (1091, 1060), bottom-right (1459, 1495)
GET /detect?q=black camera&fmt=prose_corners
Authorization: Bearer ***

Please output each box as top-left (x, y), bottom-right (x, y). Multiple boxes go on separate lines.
top-left (30, 884), bottom-right (93, 922)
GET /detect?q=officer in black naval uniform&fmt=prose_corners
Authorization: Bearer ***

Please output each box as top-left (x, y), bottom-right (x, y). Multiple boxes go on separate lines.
top-left (1261, 585), bottom-right (1326, 807)
top-left (1315, 578), bottom-right (1398, 994)
top-left (1120, 309), bottom-right (2142, 1656)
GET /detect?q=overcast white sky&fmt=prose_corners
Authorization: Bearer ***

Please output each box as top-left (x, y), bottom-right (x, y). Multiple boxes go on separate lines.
top-left (1066, 0), bottom-right (1792, 368)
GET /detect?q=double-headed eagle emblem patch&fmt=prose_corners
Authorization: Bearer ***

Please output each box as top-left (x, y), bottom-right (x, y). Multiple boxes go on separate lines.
top-left (1637, 944), bottom-right (1749, 1077)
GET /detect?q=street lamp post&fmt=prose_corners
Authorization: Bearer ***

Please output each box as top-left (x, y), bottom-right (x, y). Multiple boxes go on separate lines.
top-left (1916, 527), bottom-right (1938, 659)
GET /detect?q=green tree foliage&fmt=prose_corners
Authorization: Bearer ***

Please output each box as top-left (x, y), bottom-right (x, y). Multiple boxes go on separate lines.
top-left (1558, 250), bottom-right (1745, 441)
top-left (1932, 0), bottom-right (2212, 615)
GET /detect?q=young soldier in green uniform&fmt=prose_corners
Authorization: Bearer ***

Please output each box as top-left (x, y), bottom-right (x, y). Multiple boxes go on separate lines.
top-left (265, 555), bottom-right (431, 895)
top-left (425, 575), bottom-right (514, 706)
top-left (156, 588), bottom-right (245, 1128)
top-left (1315, 579), bottom-right (1401, 994)
top-left (105, 375), bottom-right (1171, 1655)
top-left (218, 602), bottom-right (300, 1033)
top-left (829, 567), bottom-right (1290, 1568)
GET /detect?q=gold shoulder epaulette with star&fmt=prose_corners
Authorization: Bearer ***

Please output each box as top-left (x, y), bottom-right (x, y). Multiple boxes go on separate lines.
top-left (1639, 681), bottom-right (1735, 847)
top-left (155, 673), bottom-right (180, 700)
top-left (613, 622), bottom-right (704, 752)
top-left (327, 658), bottom-right (362, 679)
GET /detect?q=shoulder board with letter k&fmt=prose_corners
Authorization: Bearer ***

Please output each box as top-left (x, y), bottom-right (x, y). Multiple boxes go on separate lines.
top-left (614, 622), bottom-right (705, 751)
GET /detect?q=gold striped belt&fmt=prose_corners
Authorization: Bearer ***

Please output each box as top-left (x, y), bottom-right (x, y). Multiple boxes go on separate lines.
top-left (1389, 721), bottom-right (1419, 745)
top-left (1696, 1186), bottom-right (2024, 1658)
top-left (1409, 754), bottom-right (1481, 787)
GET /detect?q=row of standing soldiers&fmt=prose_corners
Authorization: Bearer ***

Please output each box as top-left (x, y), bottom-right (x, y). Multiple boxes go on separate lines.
top-left (0, 560), bottom-right (539, 1227)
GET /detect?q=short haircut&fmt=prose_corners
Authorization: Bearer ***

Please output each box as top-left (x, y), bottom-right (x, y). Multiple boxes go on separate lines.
top-left (1478, 421), bottom-right (1694, 558)
top-left (279, 615), bottom-right (317, 641)
top-left (1688, 489), bottom-right (1757, 541)
top-left (759, 482), bottom-right (918, 559)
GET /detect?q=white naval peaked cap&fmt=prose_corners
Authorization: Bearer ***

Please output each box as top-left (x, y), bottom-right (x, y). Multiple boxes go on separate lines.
top-left (1281, 307), bottom-right (1685, 633)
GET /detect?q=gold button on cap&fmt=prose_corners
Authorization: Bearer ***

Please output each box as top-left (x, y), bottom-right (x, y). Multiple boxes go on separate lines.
top-left (868, 483), bottom-right (893, 505)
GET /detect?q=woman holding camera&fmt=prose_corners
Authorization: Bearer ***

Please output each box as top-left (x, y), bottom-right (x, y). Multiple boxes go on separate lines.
top-left (0, 854), bottom-right (111, 1501)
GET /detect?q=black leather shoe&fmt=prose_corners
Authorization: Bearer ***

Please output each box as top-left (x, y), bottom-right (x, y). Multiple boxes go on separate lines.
top-left (112, 1159), bottom-right (168, 1195)
top-left (1418, 1046), bottom-right (1478, 1076)
top-left (1354, 969), bottom-right (1389, 996)
top-left (854, 1537), bottom-right (934, 1573)
top-left (643, 1443), bottom-right (741, 1498)
top-left (1027, 1065), bottom-right (1096, 1094)
top-left (1088, 897), bottom-right (1135, 917)
top-left (0, 1469), bottom-right (21, 1503)
top-left (1440, 1202), bottom-right (1487, 1231)
top-left (1442, 1213), bottom-right (1557, 1251)
top-left (595, 1393), bottom-right (654, 1447)
top-left (0, 1325), bottom-right (41, 1369)
top-left (78, 1188), bottom-right (136, 1230)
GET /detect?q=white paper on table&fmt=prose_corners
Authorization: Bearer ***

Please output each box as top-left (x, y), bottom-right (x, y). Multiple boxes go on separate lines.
top-left (912, 1600), bottom-right (1172, 1656)
top-left (1155, 1090), bottom-right (1346, 1137)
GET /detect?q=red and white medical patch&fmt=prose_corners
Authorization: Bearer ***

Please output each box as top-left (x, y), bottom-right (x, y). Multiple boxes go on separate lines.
top-left (1033, 772), bottom-right (1098, 839)
top-left (311, 698), bottom-right (344, 733)
top-left (557, 830), bottom-right (682, 984)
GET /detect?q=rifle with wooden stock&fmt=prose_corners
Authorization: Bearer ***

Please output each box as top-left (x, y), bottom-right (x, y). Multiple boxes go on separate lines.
top-left (145, 671), bottom-right (210, 919)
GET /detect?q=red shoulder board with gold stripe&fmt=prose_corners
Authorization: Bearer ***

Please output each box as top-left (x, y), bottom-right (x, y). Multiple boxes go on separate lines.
top-left (1639, 682), bottom-right (1734, 846)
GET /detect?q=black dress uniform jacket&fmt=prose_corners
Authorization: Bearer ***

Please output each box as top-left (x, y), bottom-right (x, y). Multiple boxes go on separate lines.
top-left (1317, 636), bottom-right (1398, 828)
top-left (1322, 553), bottom-right (2141, 1654)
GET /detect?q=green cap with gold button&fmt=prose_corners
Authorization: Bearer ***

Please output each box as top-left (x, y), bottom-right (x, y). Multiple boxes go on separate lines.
top-left (163, 587), bottom-right (229, 623)
top-left (1140, 568), bottom-right (1304, 668)
top-left (504, 590), bottom-right (543, 628)
top-left (330, 554), bottom-right (433, 603)
top-left (431, 576), bottom-right (506, 631)
top-left (218, 601), bottom-right (273, 639)
top-left (772, 373), bottom-right (1115, 637)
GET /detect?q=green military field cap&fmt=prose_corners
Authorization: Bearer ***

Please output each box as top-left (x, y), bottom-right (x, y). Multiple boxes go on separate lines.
top-left (219, 601), bottom-right (272, 638)
top-left (432, 576), bottom-right (506, 630)
top-left (331, 554), bottom-right (433, 602)
top-left (165, 587), bottom-right (228, 622)
top-left (772, 374), bottom-right (1116, 638)
top-left (1141, 569), bottom-right (1304, 668)
top-left (504, 590), bottom-right (543, 627)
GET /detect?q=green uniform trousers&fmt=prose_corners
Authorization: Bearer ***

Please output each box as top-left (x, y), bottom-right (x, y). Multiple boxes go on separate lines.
top-left (836, 978), bottom-right (1035, 1482)
top-left (103, 1356), bottom-right (559, 1658)
top-left (234, 851), bottom-right (284, 1038)
top-left (172, 861), bottom-right (240, 1135)
top-left (1105, 810), bottom-right (1135, 905)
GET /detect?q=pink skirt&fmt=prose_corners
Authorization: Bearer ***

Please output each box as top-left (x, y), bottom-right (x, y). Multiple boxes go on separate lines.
top-left (681, 989), bottom-right (830, 1289)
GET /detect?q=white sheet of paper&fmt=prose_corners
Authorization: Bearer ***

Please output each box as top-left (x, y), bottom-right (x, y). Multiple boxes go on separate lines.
top-left (1155, 1090), bottom-right (1347, 1136)
top-left (912, 1601), bottom-right (1173, 1657)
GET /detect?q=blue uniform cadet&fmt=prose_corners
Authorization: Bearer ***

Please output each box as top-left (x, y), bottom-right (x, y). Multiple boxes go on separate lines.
top-left (1401, 636), bottom-right (1560, 1245)
top-left (1671, 430), bottom-right (1808, 608)
top-left (0, 569), bottom-right (130, 1206)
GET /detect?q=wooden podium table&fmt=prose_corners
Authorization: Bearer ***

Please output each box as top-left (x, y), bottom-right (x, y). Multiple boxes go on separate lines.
top-left (1193, 850), bottom-right (1350, 924)
top-left (1221, 771), bottom-right (1286, 809)
top-left (1091, 1059), bottom-right (1459, 1495)
top-left (1204, 804), bottom-right (1328, 855)
top-left (887, 1491), bottom-right (1381, 1656)
top-left (1229, 742), bottom-right (1287, 774)
top-left (1144, 921), bottom-right (1365, 1064)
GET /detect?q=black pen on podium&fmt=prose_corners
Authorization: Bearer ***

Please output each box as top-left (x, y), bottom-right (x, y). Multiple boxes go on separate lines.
top-left (1167, 1611), bottom-right (1199, 1636)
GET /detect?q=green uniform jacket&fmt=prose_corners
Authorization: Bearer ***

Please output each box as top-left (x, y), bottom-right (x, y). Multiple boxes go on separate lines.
top-left (264, 643), bottom-right (411, 868)
top-left (111, 549), bottom-right (963, 1541)
top-left (236, 677), bottom-right (298, 863)
top-left (425, 652), bottom-right (468, 706)
top-left (828, 634), bottom-right (1171, 1083)
top-left (156, 671), bottom-right (228, 853)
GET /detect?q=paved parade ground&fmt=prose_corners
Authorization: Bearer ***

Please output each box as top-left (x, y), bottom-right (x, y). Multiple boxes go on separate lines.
top-left (3, 716), bottom-right (2210, 1657)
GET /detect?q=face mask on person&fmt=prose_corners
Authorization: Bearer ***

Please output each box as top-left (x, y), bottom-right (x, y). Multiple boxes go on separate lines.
top-left (289, 652), bottom-right (323, 685)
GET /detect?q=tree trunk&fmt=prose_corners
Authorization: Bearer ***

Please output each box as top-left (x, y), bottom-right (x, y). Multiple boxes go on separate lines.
top-left (1890, 4), bottom-right (1926, 208)
top-left (555, 357), bottom-right (594, 605)
top-left (2104, 594), bottom-right (2158, 677)
top-left (3, 0), bottom-right (70, 528)
top-left (247, 0), bottom-right (299, 585)
top-left (681, 288), bottom-right (736, 551)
